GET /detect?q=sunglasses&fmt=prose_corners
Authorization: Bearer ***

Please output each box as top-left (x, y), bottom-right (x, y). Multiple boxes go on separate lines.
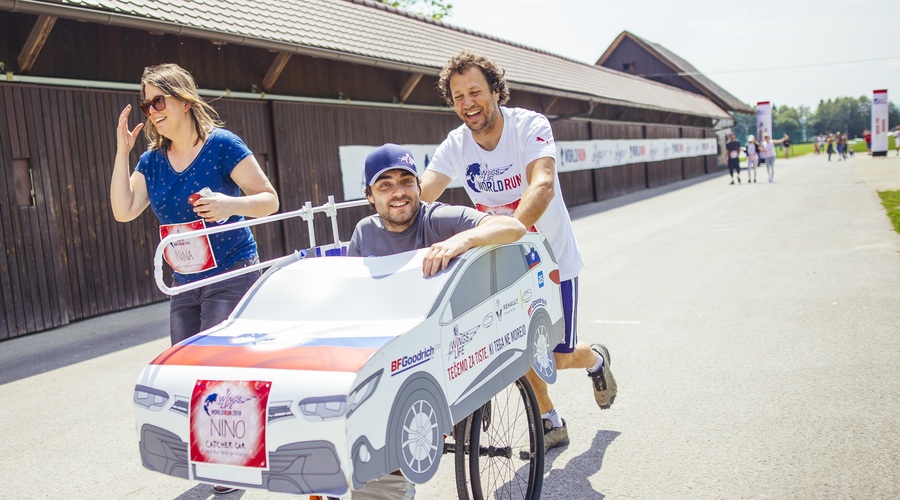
top-left (138, 94), bottom-right (171, 116)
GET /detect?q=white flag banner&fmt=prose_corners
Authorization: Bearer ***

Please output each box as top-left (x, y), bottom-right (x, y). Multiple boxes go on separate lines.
top-left (756, 102), bottom-right (773, 141)
top-left (339, 137), bottom-right (717, 200)
top-left (872, 89), bottom-right (889, 154)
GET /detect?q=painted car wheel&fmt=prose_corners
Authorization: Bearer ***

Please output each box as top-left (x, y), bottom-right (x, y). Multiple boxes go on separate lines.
top-left (529, 312), bottom-right (557, 384)
top-left (389, 379), bottom-right (447, 483)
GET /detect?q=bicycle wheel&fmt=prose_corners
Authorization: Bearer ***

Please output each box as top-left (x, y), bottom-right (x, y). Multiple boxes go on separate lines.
top-left (456, 376), bottom-right (544, 499)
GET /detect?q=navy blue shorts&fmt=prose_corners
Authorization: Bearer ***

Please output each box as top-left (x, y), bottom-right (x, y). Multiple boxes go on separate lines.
top-left (555, 277), bottom-right (579, 353)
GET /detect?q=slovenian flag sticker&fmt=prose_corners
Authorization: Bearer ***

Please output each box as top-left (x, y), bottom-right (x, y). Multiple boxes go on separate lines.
top-left (525, 246), bottom-right (541, 269)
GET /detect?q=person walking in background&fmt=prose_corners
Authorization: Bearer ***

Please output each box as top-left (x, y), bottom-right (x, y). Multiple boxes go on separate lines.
top-left (826, 133), bottom-right (836, 161)
top-left (110, 64), bottom-right (279, 495)
top-left (421, 50), bottom-right (617, 452)
top-left (894, 127), bottom-right (900, 156)
top-left (835, 132), bottom-right (845, 161)
top-left (761, 133), bottom-right (778, 182)
top-left (841, 133), bottom-right (850, 160)
top-left (745, 135), bottom-right (760, 183)
top-left (725, 133), bottom-right (742, 185)
top-left (863, 128), bottom-right (872, 155)
top-left (781, 133), bottom-right (792, 159)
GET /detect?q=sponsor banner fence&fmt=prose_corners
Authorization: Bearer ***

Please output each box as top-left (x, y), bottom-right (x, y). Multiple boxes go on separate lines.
top-left (872, 89), bottom-right (889, 153)
top-left (339, 138), bottom-right (716, 200)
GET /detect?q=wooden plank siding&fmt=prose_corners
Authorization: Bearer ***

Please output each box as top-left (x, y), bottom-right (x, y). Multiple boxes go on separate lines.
top-left (591, 121), bottom-right (648, 201)
top-left (681, 127), bottom-right (707, 179)
top-left (645, 124), bottom-right (685, 188)
top-left (0, 83), bottom-right (717, 339)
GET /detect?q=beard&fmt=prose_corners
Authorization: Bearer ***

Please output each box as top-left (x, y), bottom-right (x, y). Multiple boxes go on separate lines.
top-left (378, 197), bottom-right (419, 231)
top-left (465, 104), bottom-right (500, 135)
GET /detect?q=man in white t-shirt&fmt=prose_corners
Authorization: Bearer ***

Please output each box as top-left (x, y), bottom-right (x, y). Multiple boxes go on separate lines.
top-left (420, 51), bottom-right (617, 451)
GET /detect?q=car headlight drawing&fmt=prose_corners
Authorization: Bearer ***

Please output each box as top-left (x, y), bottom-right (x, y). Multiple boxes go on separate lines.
top-left (299, 395), bottom-right (348, 421)
top-left (346, 370), bottom-right (382, 417)
top-left (134, 384), bottom-right (169, 411)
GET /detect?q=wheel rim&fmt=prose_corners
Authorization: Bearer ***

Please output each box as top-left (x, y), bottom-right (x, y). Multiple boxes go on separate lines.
top-left (401, 398), bottom-right (440, 474)
top-left (532, 323), bottom-right (554, 379)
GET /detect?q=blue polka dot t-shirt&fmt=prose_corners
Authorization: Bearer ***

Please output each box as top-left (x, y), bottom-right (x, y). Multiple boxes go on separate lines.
top-left (136, 128), bottom-right (258, 284)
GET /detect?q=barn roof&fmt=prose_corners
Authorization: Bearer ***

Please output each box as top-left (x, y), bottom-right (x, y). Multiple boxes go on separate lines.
top-left (3, 0), bottom-right (731, 119)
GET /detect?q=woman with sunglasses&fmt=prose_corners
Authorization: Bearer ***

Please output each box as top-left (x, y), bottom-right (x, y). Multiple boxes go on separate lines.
top-left (110, 63), bottom-right (279, 344)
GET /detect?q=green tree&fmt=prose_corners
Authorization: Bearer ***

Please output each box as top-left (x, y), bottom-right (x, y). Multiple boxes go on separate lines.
top-left (381, 0), bottom-right (453, 20)
top-left (890, 103), bottom-right (900, 132)
top-left (732, 110), bottom-right (755, 142)
top-left (807, 95), bottom-right (896, 138)
top-left (773, 105), bottom-right (801, 142)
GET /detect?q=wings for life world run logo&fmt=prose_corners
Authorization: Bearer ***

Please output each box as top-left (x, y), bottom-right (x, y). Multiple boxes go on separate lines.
top-left (465, 162), bottom-right (522, 193)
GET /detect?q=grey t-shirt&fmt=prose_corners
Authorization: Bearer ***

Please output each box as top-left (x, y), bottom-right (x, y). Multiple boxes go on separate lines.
top-left (347, 202), bottom-right (487, 257)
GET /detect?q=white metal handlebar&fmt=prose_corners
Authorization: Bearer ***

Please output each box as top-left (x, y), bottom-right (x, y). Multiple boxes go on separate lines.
top-left (153, 196), bottom-right (370, 296)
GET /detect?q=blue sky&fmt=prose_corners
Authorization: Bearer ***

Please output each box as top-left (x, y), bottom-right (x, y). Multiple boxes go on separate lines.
top-left (443, 0), bottom-right (898, 110)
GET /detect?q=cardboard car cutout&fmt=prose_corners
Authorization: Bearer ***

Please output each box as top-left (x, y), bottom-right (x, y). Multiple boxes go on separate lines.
top-left (135, 230), bottom-right (564, 497)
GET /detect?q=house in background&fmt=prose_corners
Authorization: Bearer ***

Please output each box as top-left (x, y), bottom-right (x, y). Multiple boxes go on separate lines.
top-left (596, 30), bottom-right (754, 117)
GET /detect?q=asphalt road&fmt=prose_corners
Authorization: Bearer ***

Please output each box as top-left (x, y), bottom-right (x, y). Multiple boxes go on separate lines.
top-left (2, 152), bottom-right (898, 499)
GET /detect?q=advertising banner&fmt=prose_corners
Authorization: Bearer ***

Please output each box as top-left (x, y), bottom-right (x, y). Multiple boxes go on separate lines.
top-left (756, 102), bottom-right (773, 142)
top-left (872, 89), bottom-right (889, 155)
top-left (339, 137), bottom-right (718, 200)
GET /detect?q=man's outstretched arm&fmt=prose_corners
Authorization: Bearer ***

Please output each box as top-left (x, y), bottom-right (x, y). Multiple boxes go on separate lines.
top-left (421, 215), bottom-right (526, 276)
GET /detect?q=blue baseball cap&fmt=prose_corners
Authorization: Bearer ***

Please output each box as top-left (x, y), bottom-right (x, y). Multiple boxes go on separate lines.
top-left (365, 143), bottom-right (418, 186)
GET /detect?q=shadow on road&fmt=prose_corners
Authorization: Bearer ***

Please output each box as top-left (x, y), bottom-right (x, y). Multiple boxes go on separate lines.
top-left (541, 429), bottom-right (621, 499)
top-left (0, 302), bottom-right (168, 385)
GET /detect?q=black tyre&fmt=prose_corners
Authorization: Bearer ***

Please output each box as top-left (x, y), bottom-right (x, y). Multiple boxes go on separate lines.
top-left (455, 376), bottom-right (544, 499)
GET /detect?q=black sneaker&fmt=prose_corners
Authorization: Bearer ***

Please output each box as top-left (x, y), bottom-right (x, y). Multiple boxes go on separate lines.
top-left (213, 486), bottom-right (239, 495)
top-left (543, 418), bottom-right (570, 450)
top-left (588, 344), bottom-right (617, 409)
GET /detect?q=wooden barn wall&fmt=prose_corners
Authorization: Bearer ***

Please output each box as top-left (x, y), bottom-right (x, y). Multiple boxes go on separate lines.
top-left (591, 122), bottom-right (648, 201)
top-left (681, 127), bottom-right (706, 179)
top-left (601, 37), bottom-right (699, 95)
top-left (551, 120), bottom-right (594, 206)
top-left (0, 82), bottom-right (716, 339)
top-left (645, 124), bottom-right (685, 188)
top-left (705, 129), bottom-right (719, 173)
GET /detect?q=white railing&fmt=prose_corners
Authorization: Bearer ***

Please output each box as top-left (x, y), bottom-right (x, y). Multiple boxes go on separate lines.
top-left (154, 195), bottom-right (370, 295)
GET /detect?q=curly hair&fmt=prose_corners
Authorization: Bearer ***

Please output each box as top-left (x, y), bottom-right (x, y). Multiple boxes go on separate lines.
top-left (437, 50), bottom-right (510, 106)
top-left (140, 63), bottom-right (224, 151)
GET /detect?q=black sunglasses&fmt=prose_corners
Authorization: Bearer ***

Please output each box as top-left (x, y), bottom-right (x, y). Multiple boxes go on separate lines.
top-left (138, 94), bottom-right (171, 116)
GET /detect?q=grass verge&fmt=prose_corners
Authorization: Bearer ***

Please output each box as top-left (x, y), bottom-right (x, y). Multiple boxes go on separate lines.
top-left (878, 190), bottom-right (900, 234)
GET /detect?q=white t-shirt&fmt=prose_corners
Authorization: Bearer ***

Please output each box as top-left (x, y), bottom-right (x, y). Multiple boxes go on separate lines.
top-left (427, 107), bottom-right (584, 281)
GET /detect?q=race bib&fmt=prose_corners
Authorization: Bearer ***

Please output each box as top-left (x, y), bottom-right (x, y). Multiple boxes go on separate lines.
top-left (189, 380), bottom-right (272, 468)
top-left (729, 151), bottom-right (738, 159)
top-left (159, 220), bottom-right (218, 274)
top-left (475, 200), bottom-right (537, 232)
